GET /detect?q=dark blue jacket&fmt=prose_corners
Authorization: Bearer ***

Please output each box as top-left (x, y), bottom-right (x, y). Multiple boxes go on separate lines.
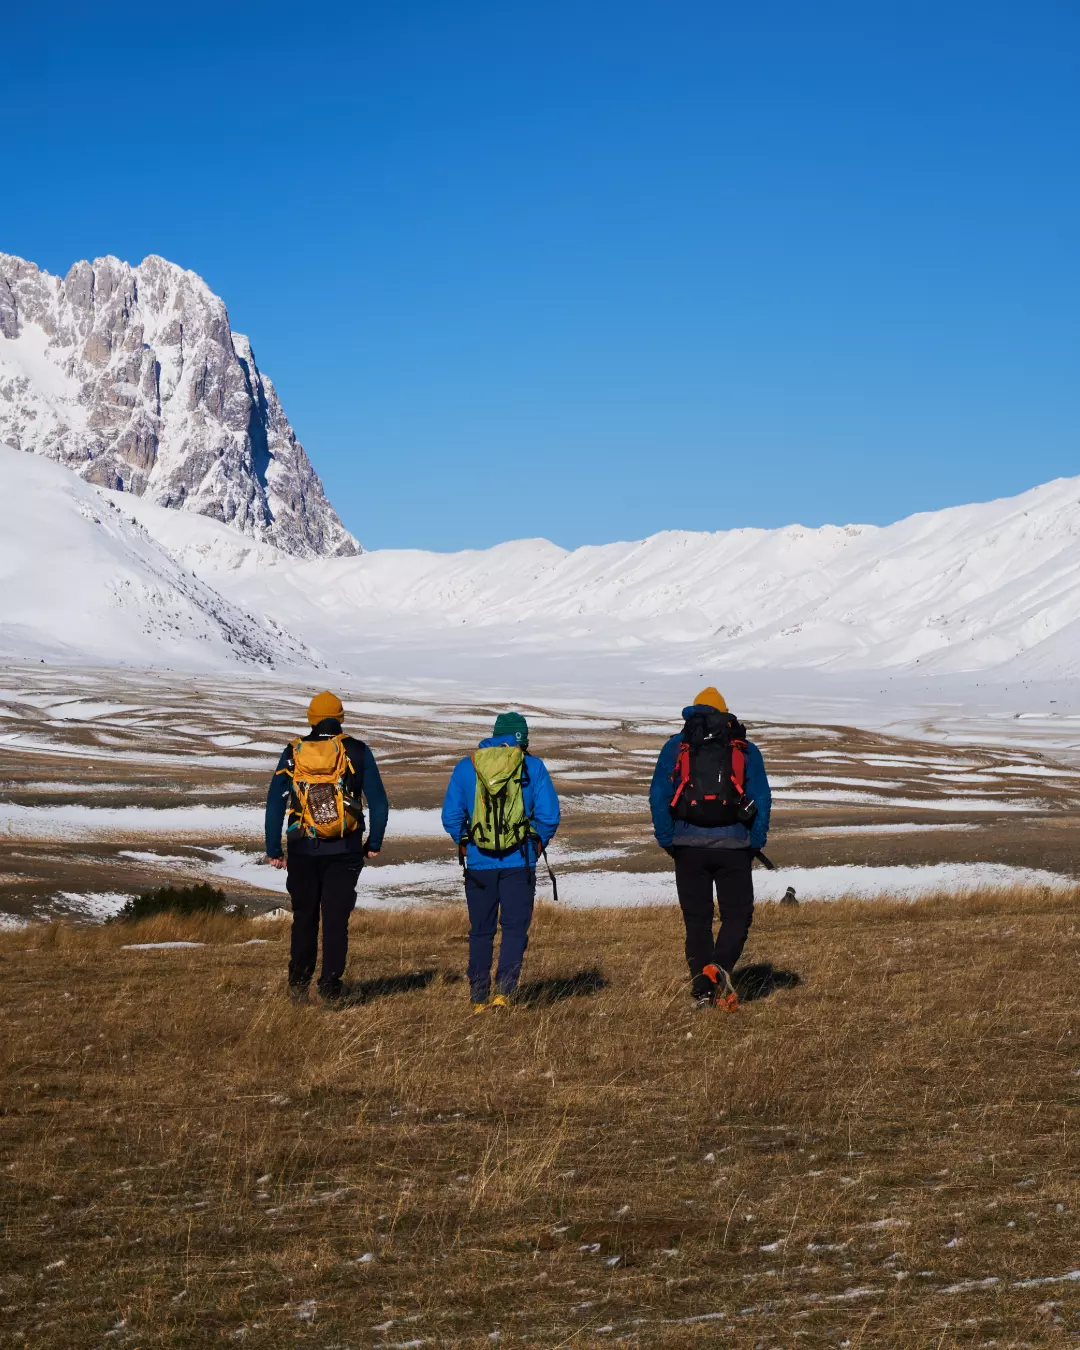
top-left (265, 721), bottom-right (389, 858)
top-left (441, 734), bottom-right (560, 870)
top-left (649, 705), bottom-right (771, 851)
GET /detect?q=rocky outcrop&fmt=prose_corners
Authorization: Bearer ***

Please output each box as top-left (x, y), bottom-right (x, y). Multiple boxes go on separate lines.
top-left (0, 253), bottom-right (358, 557)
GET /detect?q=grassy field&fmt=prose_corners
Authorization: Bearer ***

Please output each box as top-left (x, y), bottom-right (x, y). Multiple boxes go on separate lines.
top-left (2, 885), bottom-right (1078, 1348)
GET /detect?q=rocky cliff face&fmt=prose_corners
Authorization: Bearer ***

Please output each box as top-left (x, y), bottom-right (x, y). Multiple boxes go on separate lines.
top-left (0, 253), bottom-right (358, 557)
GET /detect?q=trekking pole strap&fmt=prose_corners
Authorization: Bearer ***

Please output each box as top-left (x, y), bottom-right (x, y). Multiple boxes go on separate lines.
top-left (540, 844), bottom-right (558, 903)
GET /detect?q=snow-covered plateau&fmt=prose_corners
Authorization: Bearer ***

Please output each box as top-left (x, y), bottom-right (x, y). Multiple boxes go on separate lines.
top-left (5, 440), bottom-right (1080, 718)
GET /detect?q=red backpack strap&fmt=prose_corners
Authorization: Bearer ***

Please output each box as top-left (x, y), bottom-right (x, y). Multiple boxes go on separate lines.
top-left (730, 740), bottom-right (747, 796)
top-left (670, 742), bottom-right (691, 808)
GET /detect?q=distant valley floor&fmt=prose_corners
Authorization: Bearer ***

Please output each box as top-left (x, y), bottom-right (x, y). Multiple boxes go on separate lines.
top-left (0, 664), bottom-right (1077, 925)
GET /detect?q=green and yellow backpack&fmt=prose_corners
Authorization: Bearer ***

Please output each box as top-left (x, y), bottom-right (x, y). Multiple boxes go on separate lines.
top-left (467, 745), bottom-right (532, 854)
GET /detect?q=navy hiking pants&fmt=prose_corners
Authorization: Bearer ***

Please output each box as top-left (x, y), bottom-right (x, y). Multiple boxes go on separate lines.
top-left (464, 866), bottom-right (535, 1001)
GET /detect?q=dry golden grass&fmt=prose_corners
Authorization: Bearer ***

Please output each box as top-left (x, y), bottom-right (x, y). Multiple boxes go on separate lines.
top-left (2, 887), bottom-right (1079, 1348)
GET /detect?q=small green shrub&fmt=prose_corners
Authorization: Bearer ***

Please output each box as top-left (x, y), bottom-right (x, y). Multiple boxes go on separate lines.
top-left (110, 883), bottom-right (237, 923)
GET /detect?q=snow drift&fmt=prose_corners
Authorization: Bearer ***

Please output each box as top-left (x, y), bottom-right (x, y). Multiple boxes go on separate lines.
top-left (0, 447), bottom-right (313, 669)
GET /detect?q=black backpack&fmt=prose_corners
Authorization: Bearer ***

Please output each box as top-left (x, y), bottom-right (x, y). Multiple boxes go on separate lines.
top-left (669, 708), bottom-right (758, 828)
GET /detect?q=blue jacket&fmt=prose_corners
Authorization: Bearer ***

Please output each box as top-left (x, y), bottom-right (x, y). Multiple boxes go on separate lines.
top-left (441, 735), bottom-right (560, 870)
top-left (649, 705), bottom-right (771, 851)
top-left (265, 725), bottom-right (389, 858)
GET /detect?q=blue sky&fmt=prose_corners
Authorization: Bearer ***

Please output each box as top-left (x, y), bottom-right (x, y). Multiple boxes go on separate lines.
top-left (8, 1), bottom-right (1079, 551)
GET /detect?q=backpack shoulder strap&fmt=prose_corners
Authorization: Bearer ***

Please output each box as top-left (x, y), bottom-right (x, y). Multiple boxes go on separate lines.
top-left (343, 737), bottom-right (366, 792)
top-left (670, 738), bottom-right (691, 808)
top-left (276, 739), bottom-right (302, 778)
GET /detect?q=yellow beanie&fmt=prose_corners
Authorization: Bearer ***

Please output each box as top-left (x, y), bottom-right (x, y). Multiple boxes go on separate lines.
top-left (307, 690), bottom-right (345, 725)
top-left (693, 686), bottom-right (728, 713)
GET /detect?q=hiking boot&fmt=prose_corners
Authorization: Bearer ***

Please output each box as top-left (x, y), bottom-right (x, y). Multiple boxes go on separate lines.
top-left (490, 993), bottom-right (511, 1010)
top-left (288, 981), bottom-right (310, 1005)
top-left (317, 978), bottom-right (347, 1005)
top-left (690, 970), bottom-right (716, 1008)
top-left (703, 963), bottom-right (739, 1013)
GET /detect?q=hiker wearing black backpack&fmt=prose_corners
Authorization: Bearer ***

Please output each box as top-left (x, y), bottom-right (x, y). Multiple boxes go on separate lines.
top-left (265, 691), bottom-right (389, 1003)
top-left (649, 687), bottom-right (772, 1012)
top-left (441, 712), bottom-right (560, 1012)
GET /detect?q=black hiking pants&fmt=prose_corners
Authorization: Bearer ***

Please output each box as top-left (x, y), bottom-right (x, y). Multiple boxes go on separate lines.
top-left (673, 846), bottom-right (754, 979)
top-left (286, 852), bottom-right (363, 991)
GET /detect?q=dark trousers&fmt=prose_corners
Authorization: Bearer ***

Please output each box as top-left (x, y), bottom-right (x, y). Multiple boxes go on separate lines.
top-left (286, 852), bottom-right (363, 989)
top-left (464, 866), bottom-right (536, 1000)
top-left (673, 846), bottom-right (754, 978)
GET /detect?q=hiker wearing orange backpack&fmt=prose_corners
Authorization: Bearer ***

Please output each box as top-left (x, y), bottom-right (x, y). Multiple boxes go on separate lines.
top-left (265, 692), bottom-right (389, 1003)
top-left (649, 688), bottom-right (771, 1012)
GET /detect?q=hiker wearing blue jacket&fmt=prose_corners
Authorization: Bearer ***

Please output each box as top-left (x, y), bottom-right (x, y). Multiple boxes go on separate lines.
top-left (441, 711), bottom-right (560, 1012)
top-left (649, 687), bottom-right (771, 1011)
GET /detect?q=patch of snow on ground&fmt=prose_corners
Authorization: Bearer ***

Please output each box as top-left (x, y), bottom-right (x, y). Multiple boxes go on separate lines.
top-left (47, 701), bottom-right (146, 721)
top-left (54, 891), bottom-right (130, 919)
top-left (390, 808), bottom-right (448, 838)
top-left (121, 941), bottom-right (205, 950)
top-left (536, 862), bottom-right (1072, 907)
top-left (561, 794), bottom-right (646, 815)
top-left (775, 790), bottom-right (1046, 811)
top-left (0, 803), bottom-right (262, 839)
top-left (798, 823), bottom-right (981, 836)
top-left (118, 850), bottom-right (200, 864)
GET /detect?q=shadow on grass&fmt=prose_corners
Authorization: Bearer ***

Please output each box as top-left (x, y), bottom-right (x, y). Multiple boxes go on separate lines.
top-left (515, 967), bottom-right (608, 1007)
top-left (341, 969), bottom-right (436, 1006)
top-left (734, 962), bottom-right (801, 1002)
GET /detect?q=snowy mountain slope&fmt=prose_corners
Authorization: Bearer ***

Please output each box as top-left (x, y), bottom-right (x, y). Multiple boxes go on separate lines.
top-left (0, 253), bottom-right (357, 558)
top-left (112, 469), bottom-right (1080, 680)
top-left (0, 445), bottom-right (317, 670)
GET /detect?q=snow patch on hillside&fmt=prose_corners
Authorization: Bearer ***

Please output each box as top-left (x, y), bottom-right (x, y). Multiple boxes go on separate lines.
top-left (0, 445), bottom-right (316, 671)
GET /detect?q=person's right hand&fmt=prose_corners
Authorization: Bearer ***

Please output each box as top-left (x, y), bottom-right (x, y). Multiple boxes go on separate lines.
top-left (267, 855), bottom-right (287, 870)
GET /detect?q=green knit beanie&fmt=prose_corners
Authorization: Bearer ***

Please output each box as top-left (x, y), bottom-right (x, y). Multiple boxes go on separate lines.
top-left (492, 711), bottom-right (529, 746)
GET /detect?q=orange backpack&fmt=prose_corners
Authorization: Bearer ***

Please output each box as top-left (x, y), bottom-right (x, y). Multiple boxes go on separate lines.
top-left (282, 735), bottom-right (359, 840)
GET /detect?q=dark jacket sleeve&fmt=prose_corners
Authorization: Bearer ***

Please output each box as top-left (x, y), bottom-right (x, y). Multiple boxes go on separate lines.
top-left (745, 742), bottom-right (771, 850)
top-left (361, 745), bottom-right (389, 851)
top-left (649, 736), bottom-right (680, 848)
top-left (264, 745), bottom-right (292, 858)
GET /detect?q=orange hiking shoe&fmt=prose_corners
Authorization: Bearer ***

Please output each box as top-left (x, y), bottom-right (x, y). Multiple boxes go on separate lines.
top-left (702, 964), bottom-right (739, 1013)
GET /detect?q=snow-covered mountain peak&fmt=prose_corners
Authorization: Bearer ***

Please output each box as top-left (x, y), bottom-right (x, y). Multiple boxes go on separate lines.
top-left (0, 252), bottom-right (357, 559)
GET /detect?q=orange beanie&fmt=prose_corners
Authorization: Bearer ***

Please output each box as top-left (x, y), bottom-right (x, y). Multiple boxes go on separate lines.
top-left (693, 686), bottom-right (728, 713)
top-left (307, 691), bottom-right (345, 725)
